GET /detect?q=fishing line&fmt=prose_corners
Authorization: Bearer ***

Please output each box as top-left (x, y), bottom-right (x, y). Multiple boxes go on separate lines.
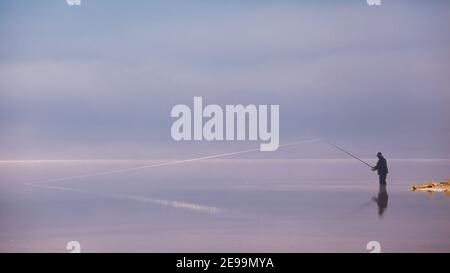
top-left (28, 137), bottom-right (320, 186)
top-left (26, 138), bottom-right (320, 214)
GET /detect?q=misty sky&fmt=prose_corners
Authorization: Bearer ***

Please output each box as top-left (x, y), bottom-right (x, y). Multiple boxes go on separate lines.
top-left (0, 0), bottom-right (449, 159)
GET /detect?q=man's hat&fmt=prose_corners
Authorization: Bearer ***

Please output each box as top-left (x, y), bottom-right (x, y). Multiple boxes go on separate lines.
top-left (377, 152), bottom-right (382, 156)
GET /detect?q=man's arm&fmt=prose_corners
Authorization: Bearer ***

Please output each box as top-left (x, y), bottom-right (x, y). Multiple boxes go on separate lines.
top-left (372, 160), bottom-right (380, 171)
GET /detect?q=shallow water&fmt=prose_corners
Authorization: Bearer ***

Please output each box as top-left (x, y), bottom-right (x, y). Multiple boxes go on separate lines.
top-left (0, 159), bottom-right (449, 252)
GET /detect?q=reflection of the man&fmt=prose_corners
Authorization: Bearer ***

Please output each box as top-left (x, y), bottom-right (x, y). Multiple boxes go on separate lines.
top-left (373, 184), bottom-right (389, 218)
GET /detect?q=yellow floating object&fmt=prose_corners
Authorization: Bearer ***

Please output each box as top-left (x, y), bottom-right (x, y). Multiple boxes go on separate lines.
top-left (411, 182), bottom-right (450, 194)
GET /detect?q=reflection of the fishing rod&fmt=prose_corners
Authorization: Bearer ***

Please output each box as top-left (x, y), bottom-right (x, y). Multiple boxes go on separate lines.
top-left (372, 184), bottom-right (389, 218)
top-left (339, 184), bottom-right (389, 219)
top-left (339, 198), bottom-right (372, 219)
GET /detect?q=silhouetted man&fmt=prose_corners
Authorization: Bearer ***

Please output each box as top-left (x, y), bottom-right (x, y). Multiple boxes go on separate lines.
top-left (372, 152), bottom-right (388, 185)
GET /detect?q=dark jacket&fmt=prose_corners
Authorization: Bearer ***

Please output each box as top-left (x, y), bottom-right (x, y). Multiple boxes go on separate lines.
top-left (374, 156), bottom-right (388, 175)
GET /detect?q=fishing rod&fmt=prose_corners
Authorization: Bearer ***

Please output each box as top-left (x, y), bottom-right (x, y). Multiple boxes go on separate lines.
top-left (321, 139), bottom-right (374, 168)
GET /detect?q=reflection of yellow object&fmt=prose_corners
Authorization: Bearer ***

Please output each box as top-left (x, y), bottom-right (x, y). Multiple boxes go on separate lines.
top-left (411, 182), bottom-right (450, 195)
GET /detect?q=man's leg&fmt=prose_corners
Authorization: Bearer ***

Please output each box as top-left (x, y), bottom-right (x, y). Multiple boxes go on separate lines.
top-left (379, 174), bottom-right (387, 185)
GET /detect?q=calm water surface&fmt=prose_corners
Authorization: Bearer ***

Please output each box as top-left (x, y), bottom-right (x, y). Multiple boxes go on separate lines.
top-left (1, 159), bottom-right (449, 252)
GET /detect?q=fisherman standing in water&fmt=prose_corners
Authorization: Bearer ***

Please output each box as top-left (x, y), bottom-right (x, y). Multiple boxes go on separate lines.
top-left (372, 152), bottom-right (388, 185)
